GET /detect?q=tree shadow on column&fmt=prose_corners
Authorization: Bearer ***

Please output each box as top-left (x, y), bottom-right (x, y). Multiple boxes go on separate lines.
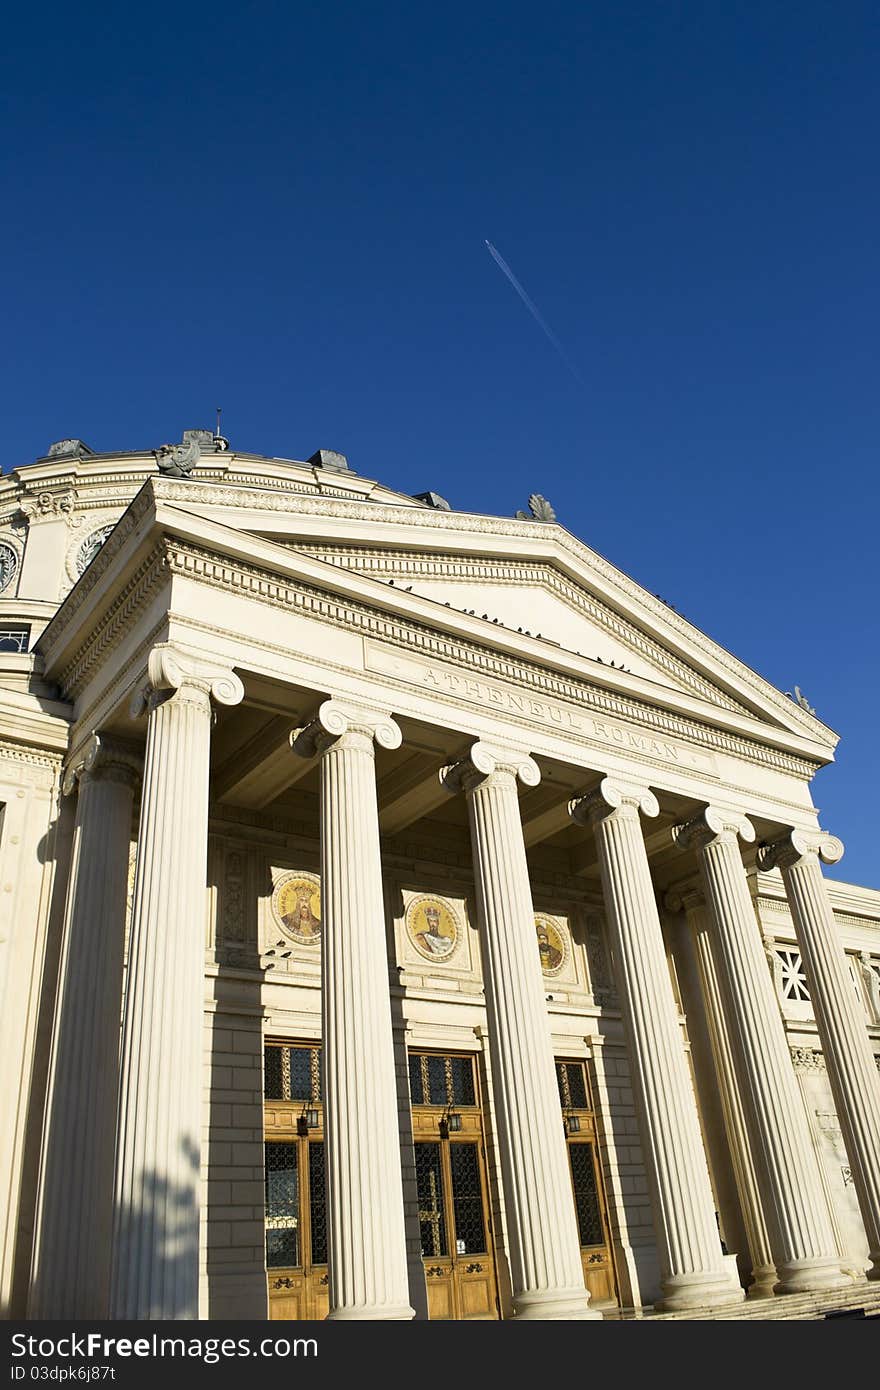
top-left (9, 802), bottom-right (75, 1318)
top-left (387, 958), bottom-right (430, 1321)
top-left (110, 1135), bottom-right (201, 1320)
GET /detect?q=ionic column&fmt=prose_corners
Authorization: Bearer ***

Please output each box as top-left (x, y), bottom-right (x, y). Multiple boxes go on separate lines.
top-left (571, 778), bottom-right (740, 1311)
top-left (443, 742), bottom-right (598, 1320)
top-left (30, 735), bottom-right (139, 1318)
top-left (759, 830), bottom-right (880, 1280)
top-left (666, 888), bottom-right (777, 1298)
top-left (675, 808), bottom-right (850, 1292)
top-left (109, 645), bottom-right (244, 1320)
top-left (292, 701), bottom-right (414, 1320)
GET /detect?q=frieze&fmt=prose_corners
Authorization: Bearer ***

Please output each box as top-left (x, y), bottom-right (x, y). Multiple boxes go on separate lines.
top-left (56, 548), bottom-right (170, 698)
top-left (0, 740), bottom-right (63, 770)
top-left (140, 482), bottom-right (823, 738)
top-left (38, 490), bottom-right (154, 653)
top-left (161, 542), bottom-right (819, 780)
top-left (308, 545), bottom-right (750, 716)
top-left (790, 1046), bottom-right (825, 1071)
top-left (365, 641), bottom-right (718, 776)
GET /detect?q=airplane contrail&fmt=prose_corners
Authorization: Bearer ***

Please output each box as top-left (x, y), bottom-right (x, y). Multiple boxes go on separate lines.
top-left (484, 239), bottom-right (583, 384)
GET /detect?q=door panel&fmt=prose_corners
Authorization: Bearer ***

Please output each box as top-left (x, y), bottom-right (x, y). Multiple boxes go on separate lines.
top-left (410, 1051), bottom-right (499, 1320)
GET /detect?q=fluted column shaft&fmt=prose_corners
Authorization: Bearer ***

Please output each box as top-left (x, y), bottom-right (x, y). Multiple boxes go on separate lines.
top-left (762, 831), bottom-right (880, 1279)
top-left (110, 645), bottom-right (243, 1319)
top-left (677, 809), bottom-right (850, 1293)
top-left (30, 737), bottom-right (138, 1318)
top-left (294, 701), bottom-right (413, 1320)
top-left (444, 742), bottom-right (596, 1319)
top-left (674, 891), bottom-right (777, 1297)
top-left (574, 779), bottom-right (739, 1311)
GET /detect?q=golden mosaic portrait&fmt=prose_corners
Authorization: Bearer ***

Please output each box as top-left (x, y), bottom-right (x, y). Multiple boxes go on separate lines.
top-left (406, 895), bottom-right (460, 962)
top-left (535, 913), bottom-right (567, 976)
top-left (273, 872), bottom-right (322, 944)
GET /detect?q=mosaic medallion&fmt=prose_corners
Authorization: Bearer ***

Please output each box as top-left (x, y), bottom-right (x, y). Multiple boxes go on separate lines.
top-left (535, 913), bottom-right (567, 976)
top-left (272, 872), bottom-right (322, 944)
top-left (405, 895), bottom-right (460, 962)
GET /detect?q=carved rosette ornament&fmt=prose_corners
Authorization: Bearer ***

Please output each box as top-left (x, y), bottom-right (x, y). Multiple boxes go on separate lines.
top-left (758, 827), bottom-right (880, 1279)
top-left (571, 781), bottom-right (740, 1311)
top-left (18, 489), bottom-right (76, 525)
top-left (672, 805), bottom-right (852, 1292)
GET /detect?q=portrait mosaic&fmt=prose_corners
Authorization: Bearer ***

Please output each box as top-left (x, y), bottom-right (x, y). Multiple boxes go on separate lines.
top-left (405, 895), bottom-right (460, 962)
top-left (272, 871), bottom-right (322, 945)
top-left (535, 913), bottom-right (567, 976)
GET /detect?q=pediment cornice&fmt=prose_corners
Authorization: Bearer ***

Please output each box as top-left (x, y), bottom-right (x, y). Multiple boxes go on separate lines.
top-left (37, 481), bottom-right (836, 769)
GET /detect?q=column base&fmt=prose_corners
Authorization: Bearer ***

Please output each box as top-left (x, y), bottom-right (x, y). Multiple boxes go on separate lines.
top-left (774, 1257), bottom-right (857, 1295)
top-left (655, 1269), bottom-right (745, 1312)
top-left (866, 1253), bottom-right (880, 1281)
top-left (746, 1265), bottom-right (780, 1299)
top-left (326, 1304), bottom-right (415, 1321)
top-left (513, 1287), bottom-right (603, 1320)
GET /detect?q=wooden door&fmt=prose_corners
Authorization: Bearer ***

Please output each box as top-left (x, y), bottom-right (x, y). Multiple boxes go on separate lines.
top-left (264, 1042), bottom-right (329, 1321)
top-left (410, 1051), bottom-right (499, 1320)
top-left (556, 1060), bottom-right (619, 1308)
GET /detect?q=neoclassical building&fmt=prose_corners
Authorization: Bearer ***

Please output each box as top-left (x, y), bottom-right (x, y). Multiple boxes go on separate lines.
top-left (2, 431), bottom-right (879, 1323)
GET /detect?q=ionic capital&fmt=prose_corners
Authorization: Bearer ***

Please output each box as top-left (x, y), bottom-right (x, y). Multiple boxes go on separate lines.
top-left (664, 884), bottom-right (706, 917)
top-left (129, 643), bottom-right (245, 718)
top-left (569, 776), bottom-right (659, 827)
top-left (439, 740), bottom-right (541, 796)
top-left (673, 805), bottom-right (755, 854)
top-left (291, 699), bottom-right (402, 760)
top-left (62, 732), bottom-right (142, 796)
top-left (757, 829), bottom-right (844, 873)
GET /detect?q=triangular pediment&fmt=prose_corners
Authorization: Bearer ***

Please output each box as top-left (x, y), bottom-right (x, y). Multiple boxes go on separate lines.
top-left (301, 543), bottom-right (744, 711)
top-left (40, 477), bottom-right (835, 763)
top-left (156, 488), bottom-right (835, 752)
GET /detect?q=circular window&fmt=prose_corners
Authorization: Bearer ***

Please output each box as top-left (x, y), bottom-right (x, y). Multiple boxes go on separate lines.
top-left (0, 541), bottom-right (19, 593)
top-left (76, 525), bottom-right (115, 576)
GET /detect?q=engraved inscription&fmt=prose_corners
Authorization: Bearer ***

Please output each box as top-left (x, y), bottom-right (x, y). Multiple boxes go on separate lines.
top-left (364, 641), bottom-right (717, 775)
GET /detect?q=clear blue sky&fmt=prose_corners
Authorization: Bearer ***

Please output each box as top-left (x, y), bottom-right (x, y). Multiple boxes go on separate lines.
top-left (2, 2), bottom-right (877, 885)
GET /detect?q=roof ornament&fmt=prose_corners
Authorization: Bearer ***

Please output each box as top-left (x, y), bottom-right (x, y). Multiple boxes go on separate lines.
top-left (155, 428), bottom-right (213, 478)
top-left (791, 685), bottom-right (817, 716)
top-left (413, 491), bottom-right (451, 510)
top-left (45, 439), bottom-right (93, 459)
top-left (213, 407), bottom-right (230, 451)
top-left (516, 493), bottom-right (556, 523)
top-left (309, 448), bottom-right (350, 473)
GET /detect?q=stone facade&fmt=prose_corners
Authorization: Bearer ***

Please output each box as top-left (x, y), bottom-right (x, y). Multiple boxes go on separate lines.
top-left (1, 442), bottom-right (879, 1321)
